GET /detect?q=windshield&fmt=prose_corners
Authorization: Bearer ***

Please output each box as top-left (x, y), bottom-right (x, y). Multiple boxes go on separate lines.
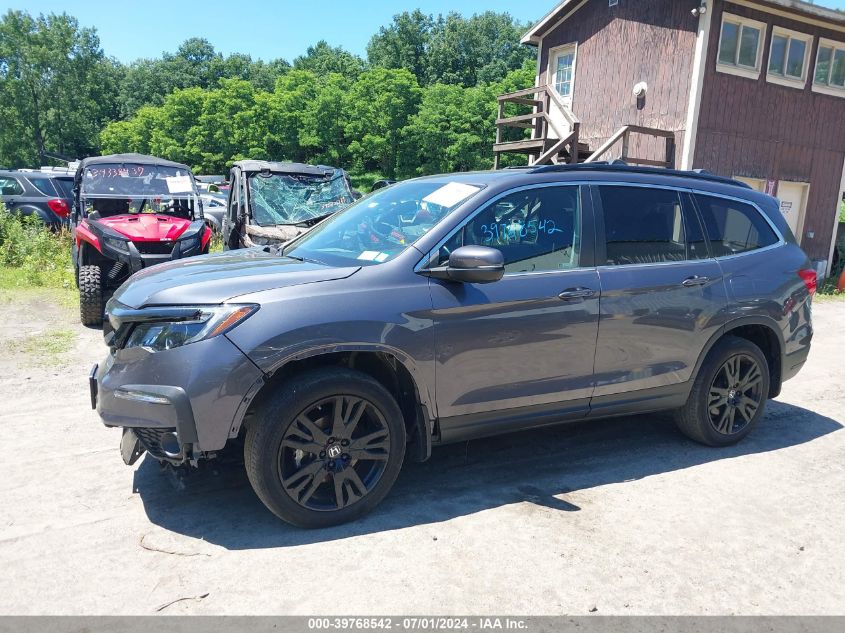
top-left (285, 180), bottom-right (483, 267)
top-left (248, 172), bottom-right (353, 226)
top-left (81, 163), bottom-right (196, 198)
top-left (80, 164), bottom-right (199, 219)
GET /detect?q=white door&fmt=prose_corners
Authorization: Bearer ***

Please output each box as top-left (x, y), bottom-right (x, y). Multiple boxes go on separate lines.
top-left (777, 181), bottom-right (810, 239)
top-left (546, 44), bottom-right (576, 138)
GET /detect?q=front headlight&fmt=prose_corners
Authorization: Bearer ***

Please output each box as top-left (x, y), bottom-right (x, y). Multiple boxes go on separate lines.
top-left (179, 232), bottom-right (202, 250)
top-left (103, 236), bottom-right (130, 253)
top-left (123, 304), bottom-right (258, 352)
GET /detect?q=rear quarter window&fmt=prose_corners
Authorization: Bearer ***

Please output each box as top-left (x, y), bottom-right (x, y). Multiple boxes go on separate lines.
top-left (26, 177), bottom-right (59, 196)
top-left (693, 194), bottom-right (779, 257)
top-left (52, 177), bottom-right (74, 198)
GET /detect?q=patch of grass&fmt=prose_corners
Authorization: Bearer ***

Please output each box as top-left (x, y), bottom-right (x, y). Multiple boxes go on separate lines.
top-left (209, 230), bottom-right (223, 253)
top-left (815, 277), bottom-right (845, 301)
top-left (348, 171), bottom-right (387, 194)
top-left (12, 328), bottom-right (76, 365)
top-left (0, 204), bottom-right (75, 290)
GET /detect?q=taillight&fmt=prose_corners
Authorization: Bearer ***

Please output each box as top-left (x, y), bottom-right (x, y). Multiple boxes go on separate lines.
top-left (798, 269), bottom-right (817, 296)
top-left (47, 198), bottom-right (70, 217)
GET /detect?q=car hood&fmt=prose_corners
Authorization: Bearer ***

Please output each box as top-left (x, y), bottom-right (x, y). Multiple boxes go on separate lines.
top-left (94, 214), bottom-right (192, 241)
top-left (112, 249), bottom-right (360, 308)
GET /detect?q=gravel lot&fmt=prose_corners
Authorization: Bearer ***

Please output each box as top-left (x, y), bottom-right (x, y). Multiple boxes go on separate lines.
top-left (0, 291), bottom-right (843, 615)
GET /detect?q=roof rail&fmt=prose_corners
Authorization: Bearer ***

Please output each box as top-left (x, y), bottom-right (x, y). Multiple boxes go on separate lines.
top-left (528, 162), bottom-right (750, 188)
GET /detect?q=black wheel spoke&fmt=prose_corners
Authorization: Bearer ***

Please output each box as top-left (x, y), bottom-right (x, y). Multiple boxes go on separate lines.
top-left (739, 364), bottom-right (762, 391)
top-left (281, 460), bottom-right (325, 502)
top-left (333, 467), bottom-right (368, 509)
top-left (736, 395), bottom-right (759, 423)
top-left (330, 396), bottom-right (368, 439)
top-left (348, 429), bottom-right (390, 462)
top-left (294, 415), bottom-right (329, 445)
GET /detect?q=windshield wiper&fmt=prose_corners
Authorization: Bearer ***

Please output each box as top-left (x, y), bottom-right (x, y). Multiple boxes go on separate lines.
top-left (293, 211), bottom-right (335, 228)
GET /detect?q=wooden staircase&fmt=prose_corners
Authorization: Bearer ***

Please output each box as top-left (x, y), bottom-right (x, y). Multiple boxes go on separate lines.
top-left (493, 85), bottom-right (676, 170)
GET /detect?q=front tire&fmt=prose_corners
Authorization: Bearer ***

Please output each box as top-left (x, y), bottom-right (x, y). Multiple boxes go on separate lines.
top-left (79, 264), bottom-right (103, 327)
top-left (675, 336), bottom-right (770, 446)
top-left (245, 368), bottom-right (406, 528)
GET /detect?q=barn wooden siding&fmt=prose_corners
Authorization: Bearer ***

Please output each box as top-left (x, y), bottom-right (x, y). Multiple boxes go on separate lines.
top-left (538, 0), bottom-right (699, 165)
top-left (695, 0), bottom-right (845, 261)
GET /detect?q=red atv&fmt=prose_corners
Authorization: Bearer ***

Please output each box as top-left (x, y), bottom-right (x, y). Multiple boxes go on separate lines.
top-left (71, 154), bottom-right (211, 326)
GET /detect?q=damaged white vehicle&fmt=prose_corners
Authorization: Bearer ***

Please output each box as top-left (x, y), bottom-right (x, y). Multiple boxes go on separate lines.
top-left (222, 161), bottom-right (359, 250)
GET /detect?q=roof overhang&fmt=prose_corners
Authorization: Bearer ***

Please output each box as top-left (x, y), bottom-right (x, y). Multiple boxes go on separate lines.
top-left (756, 0), bottom-right (845, 24)
top-left (521, 0), bottom-right (590, 45)
top-left (520, 0), bottom-right (845, 46)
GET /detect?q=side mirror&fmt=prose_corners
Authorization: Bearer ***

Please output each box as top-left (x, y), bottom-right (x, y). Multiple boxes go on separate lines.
top-left (352, 189), bottom-right (363, 200)
top-left (424, 245), bottom-right (505, 284)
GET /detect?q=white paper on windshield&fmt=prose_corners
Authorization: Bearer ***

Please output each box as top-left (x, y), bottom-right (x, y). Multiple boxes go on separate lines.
top-left (358, 251), bottom-right (380, 261)
top-left (374, 252), bottom-right (390, 262)
top-left (422, 182), bottom-right (480, 208)
top-left (165, 175), bottom-right (193, 194)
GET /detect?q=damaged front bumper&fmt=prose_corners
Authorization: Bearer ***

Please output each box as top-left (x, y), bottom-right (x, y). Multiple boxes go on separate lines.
top-left (90, 334), bottom-right (264, 466)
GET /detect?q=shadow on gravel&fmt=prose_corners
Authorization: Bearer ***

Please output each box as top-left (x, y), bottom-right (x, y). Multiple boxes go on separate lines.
top-left (134, 399), bottom-right (841, 549)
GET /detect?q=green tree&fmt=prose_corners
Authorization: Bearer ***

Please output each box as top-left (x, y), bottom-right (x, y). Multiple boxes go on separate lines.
top-left (299, 73), bottom-right (351, 165)
top-left (263, 70), bottom-right (320, 163)
top-left (118, 39), bottom-right (290, 117)
top-left (293, 40), bottom-right (365, 81)
top-left (368, 10), bottom-right (532, 88)
top-left (426, 12), bottom-right (533, 87)
top-left (366, 10), bottom-right (433, 85)
top-left (0, 10), bottom-right (120, 167)
top-left (345, 68), bottom-right (422, 178)
top-left (191, 79), bottom-right (266, 173)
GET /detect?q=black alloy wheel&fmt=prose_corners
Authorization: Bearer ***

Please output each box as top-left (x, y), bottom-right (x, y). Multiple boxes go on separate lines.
top-left (707, 353), bottom-right (764, 436)
top-left (244, 368), bottom-right (406, 528)
top-left (279, 395), bottom-right (391, 511)
top-left (674, 335), bottom-right (770, 447)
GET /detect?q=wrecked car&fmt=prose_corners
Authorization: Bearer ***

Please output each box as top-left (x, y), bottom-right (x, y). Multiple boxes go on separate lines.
top-left (222, 161), bottom-right (358, 250)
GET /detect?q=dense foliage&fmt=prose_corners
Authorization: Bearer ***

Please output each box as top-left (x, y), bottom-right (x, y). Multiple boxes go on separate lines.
top-left (0, 8), bottom-right (536, 178)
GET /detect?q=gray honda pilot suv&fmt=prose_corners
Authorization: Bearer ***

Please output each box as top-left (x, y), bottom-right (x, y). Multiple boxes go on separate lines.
top-left (91, 164), bottom-right (815, 528)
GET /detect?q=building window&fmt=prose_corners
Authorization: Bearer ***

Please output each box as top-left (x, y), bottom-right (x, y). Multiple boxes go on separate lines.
top-left (550, 45), bottom-right (576, 102)
top-left (767, 27), bottom-right (812, 88)
top-left (717, 13), bottom-right (766, 80)
top-left (813, 38), bottom-right (845, 97)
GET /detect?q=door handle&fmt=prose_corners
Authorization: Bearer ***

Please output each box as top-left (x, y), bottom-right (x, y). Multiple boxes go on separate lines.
top-left (558, 287), bottom-right (596, 301)
top-left (682, 275), bottom-right (709, 287)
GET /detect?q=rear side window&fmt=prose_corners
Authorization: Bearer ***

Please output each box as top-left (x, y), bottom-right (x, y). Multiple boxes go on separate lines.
top-left (598, 186), bottom-right (705, 265)
top-left (27, 177), bottom-right (59, 196)
top-left (0, 177), bottom-right (24, 196)
top-left (693, 194), bottom-right (778, 257)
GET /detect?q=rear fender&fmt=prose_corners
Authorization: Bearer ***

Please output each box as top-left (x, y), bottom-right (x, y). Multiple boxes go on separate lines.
top-left (691, 315), bottom-right (785, 397)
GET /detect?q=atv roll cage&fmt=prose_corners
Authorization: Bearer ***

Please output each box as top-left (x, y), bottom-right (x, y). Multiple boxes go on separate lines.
top-left (73, 153), bottom-right (202, 223)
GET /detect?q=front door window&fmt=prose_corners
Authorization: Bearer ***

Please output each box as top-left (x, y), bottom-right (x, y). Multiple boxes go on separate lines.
top-left (553, 47), bottom-right (575, 101)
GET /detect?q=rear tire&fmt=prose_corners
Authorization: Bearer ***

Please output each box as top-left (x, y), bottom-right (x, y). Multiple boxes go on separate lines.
top-left (79, 264), bottom-right (103, 327)
top-left (675, 336), bottom-right (770, 446)
top-left (244, 368), bottom-right (406, 528)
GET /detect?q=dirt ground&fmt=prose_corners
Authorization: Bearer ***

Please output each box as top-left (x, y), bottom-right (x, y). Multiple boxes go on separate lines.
top-left (0, 290), bottom-right (843, 616)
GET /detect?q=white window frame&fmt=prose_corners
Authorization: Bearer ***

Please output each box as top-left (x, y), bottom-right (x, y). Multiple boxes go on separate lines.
top-left (766, 26), bottom-right (812, 89)
top-left (812, 37), bottom-right (845, 98)
top-left (716, 12), bottom-right (767, 80)
top-left (547, 43), bottom-right (577, 105)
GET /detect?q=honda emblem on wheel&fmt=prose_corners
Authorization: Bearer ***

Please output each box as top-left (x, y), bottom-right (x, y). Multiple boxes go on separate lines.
top-left (327, 444), bottom-right (342, 459)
